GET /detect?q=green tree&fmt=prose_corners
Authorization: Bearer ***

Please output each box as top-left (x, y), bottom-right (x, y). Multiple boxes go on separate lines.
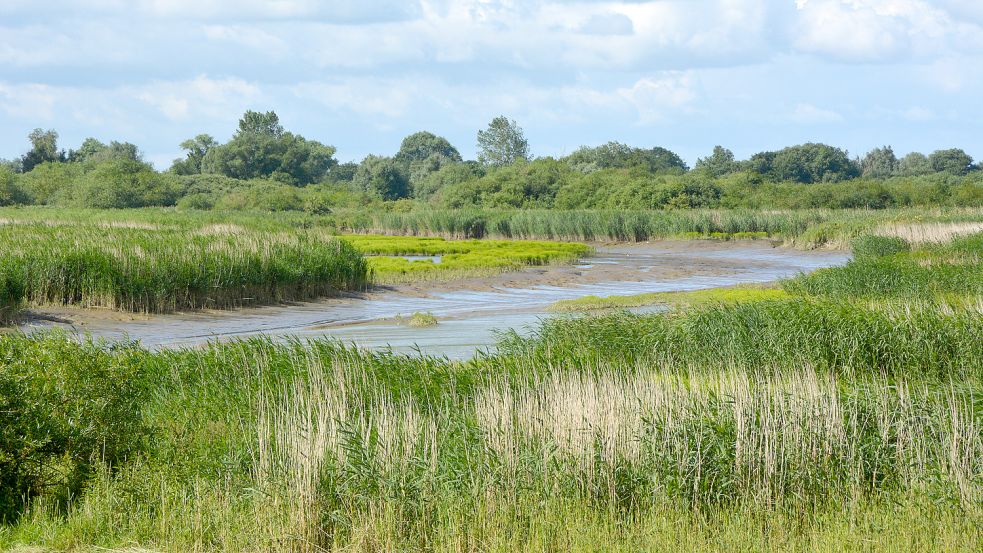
top-left (171, 134), bottom-right (217, 175)
top-left (694, 146), bottom-right (739, 177)
top-left (353, 155), bottom-right (410, 200)
top-left (21, 129), bottom-right (64, 172)
top-left (928, 148), bottom-right (973, 175)
top-left (565, 142), bottom-right (688, 174)
top-left (201, 111), bottom-right (336, 185)
top-left (860, 146), bottom-right (899, 178)
top-left (67, 138), bottom-right (108, 163)
top-left (748, 143), bottom-right (858, 183)
top-left (237, 110), bottom-right (284, 137)
top-left (477, 116), bottom-right (529, 166)
top-left (413, 161), bottom-right (485, 200)
top-left (898, 152), bottom-right (933, 176)
top-left (68, 159), bottom-right (181, 208)
top-left (396, 131), bottom-right (462, 164)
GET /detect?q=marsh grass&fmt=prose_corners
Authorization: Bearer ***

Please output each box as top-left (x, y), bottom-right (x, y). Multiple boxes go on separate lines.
top-left (548, 285), bottom-right (788, 312)
top-left (0, 223), bottom-right (368, 314)
top-left (344, 235), bottom-right (592, 284)
top-left (3, 323), bottom-right (977, 551)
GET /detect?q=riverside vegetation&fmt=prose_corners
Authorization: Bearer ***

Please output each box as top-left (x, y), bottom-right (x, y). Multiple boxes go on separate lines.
top-left (0, 209), bottom-right (590, 321)
top-left (0, 222), bottom-right (980, 550)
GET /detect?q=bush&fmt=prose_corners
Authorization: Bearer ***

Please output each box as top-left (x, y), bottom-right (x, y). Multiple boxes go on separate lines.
top-left (213, 181), bottom-right (305, 211)
top-left (0, 167), bottom-right (26, 206)
top-left (65, 160), bottom-right (182, 208)
top-left (0, 336), bottom-right (151, 521)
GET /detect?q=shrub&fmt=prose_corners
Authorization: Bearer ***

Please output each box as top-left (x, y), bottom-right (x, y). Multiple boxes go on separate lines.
top-left (0, 337), bottom-right (151, 521)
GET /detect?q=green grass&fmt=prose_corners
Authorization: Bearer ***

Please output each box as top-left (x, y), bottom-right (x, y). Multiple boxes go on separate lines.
top-left (785, 232), bottom-right (983, 301)
top-left (1, 210), bottom-right (982, 550)
top-left (549, 285), bottom-right (789, 312)
top-left (343, 235), bottom-right (592, 283)
top-left (332, 206), bottom-right (983, 245)
top-left (399, 311), bottom-right (438, 327)
top-left (0, 221), bottom-right (368, 315)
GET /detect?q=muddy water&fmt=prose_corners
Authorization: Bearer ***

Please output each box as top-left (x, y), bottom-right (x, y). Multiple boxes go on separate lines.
top-left (20, 241), bottom-right (849, 359)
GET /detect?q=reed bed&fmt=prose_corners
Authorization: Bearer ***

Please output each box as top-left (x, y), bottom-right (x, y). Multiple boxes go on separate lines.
top-left (0, 223), bottom-right (368, 314)
top-left (3, 281), bottom-right (980, 551)
top-left (874, 221), bottom-right (983, 244)
top-left (331, 207), bottom-right (983, 245)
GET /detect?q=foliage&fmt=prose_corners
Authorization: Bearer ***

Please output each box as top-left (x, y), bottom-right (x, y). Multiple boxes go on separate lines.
top-left (899, 152), bottom-right (933, 176)
top-left (566, 141), bottom-right (689, 174)
top-left (20, 129), bottom-right (65, 173)
top-left (0, 166), bottom-right (25, 206)
top-left (0, 337), bottom-right (151, 522)
top-left (694, 145), bottom-right (739, 177)
top-left (929, 148), bottom-right (974, 175)
top-left (477, 116), bottom-right (530, 166)
top-left (353, 155), bottom-right (410, 200)
top-left (395, 131), bottom-right (462, 165)
top-left (66, 159), bottom-right (183, 208)
top-left (170, 134), bottom-right (217, 175)
top-left (746, 143), bottom-right (859, 183)
top-left (860, 145), bottom-right (899, 178)
top-left (15, 162), bottom-right (83, 204)
top-left (201, 111), bottom-right (337, 185)
top-left (212, 180), bottom-right (306, 212)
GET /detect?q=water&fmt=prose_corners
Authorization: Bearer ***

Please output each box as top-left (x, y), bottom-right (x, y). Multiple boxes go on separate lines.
top-left (20, 241), bottom-right (849, 359)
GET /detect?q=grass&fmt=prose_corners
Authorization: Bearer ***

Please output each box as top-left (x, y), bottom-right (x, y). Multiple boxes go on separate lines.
top-left (399, 311), bottom-right (438, 327)
top-left (0, 221), bottom-right (368, 315)
top-left (0, 209), bottom-right (591, 319)
top-left (343, 235), bottom-right (592, 284)
top-left (549, 285), bottom-right (789, 312)
top-left (1, 210), bottom-right (982, 550)
top-left (332, 206), bottom-right (983, 246)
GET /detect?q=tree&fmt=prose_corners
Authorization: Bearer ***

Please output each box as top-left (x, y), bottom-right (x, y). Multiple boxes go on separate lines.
top-left (171, 134), bottom-right (217, 175)
top-left (396, 131), bottom-right (462, 164)
top-left (68, 159), bottom-right (181, 208)
top-left (748, 143), bottom-right (858, 183)
top-left (928, 148), bottom-right (973, 175)
top-left (353, 155), bottom-right (410, 200)
top-left (237, 110), bottom-right (284, 138)
top-left (565, 142), bottom-right (687, 174)
top-left (695, 146), bottom-right (739, 177)
top-left (201, 111), bottom-right (336, 185)
top-left (67, 138), bottom-right (108, 163)
top-left (67, 139), bottom-right (141, 165)
top-left (477, 116), bottom-right (529, 166)
top-left (21, 129), bottom-right (64, 172)
top-left (860, 146), bottom-right (899, 178)
top-left (898, 152), bottom-right (933, 176)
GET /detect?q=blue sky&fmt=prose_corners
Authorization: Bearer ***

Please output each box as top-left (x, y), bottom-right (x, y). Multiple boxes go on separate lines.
top-left (2, 0), bottom-right (982, 169)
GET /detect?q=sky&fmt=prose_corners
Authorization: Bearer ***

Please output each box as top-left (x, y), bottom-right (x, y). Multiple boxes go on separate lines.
top-left (2, 0), bottom-right (982, 169)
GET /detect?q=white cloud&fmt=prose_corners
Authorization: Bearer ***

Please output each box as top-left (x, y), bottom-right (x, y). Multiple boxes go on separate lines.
top-left (902, 106), bottom-right (935, 121)
top-left (617, 74), bottom-right (699, 123)
top-left (790, 103), bottom-right (844, 124)
top-left (0, 83), bottom-right (58, 120)
top-left (133, 76), bottom-right (262, 120)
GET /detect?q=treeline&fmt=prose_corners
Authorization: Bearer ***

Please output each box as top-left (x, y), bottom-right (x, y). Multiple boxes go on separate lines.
top-left (2, 111), bottom-right (981, 212)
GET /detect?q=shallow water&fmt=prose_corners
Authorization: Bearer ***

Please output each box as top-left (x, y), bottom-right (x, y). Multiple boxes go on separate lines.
top-left (20, 241), bottom-right (849, 359)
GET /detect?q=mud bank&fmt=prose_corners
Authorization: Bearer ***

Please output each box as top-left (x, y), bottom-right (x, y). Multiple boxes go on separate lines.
top-left (18, 241), bottom-right (849, 359)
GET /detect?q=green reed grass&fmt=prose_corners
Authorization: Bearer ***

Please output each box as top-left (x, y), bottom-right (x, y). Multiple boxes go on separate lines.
top-left (0, 222), bottom-right (368, 314)
top-left (1, 324), bottom-right (978, 551)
